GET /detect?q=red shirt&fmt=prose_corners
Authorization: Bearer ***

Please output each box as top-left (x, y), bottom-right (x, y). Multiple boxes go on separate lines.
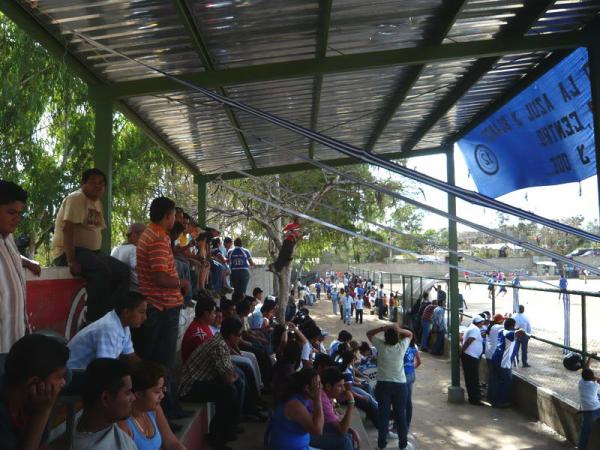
top-left (136, 222), bottom-right (183, 310)
top-left (181, 320), bottom-right (214, 362)
top-left (283, 222), bottom-right (301, 241)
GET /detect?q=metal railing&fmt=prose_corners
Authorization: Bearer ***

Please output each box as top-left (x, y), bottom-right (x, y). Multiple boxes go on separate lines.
top-left (349, 265), bottom-right (600, 362)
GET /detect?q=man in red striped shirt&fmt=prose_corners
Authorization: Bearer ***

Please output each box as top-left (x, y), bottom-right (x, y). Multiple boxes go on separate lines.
top-left (133, 196), bottom-right (190, 422)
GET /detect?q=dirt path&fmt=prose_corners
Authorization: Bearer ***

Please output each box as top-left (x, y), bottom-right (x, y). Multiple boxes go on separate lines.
top-left (309, 294), bottom-right (573, 450)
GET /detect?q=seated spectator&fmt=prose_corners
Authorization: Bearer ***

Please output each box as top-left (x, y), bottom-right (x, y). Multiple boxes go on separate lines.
top-left (0, 181), bottom-right (42, 352)
top-left (121, 361), bottom-right (185, 450)
top-left (273, 337), bottom-right (304, 403)
top-left (329, 330), bottom-right (352, 357)
top-left (179, 318), bottom-right (244, 448)
top-left (210, 238), bottom-right (232, 293)
top-left (52, 168), bottom-right (130, 322)
top-left (73, 358), bottom-right (136, 450)
top-left (266, 368), bottom-right (323, 450)
top-left (67, 292), bottom-right (146, 371)
top-left (252, 287), bottom-right (264, 312)
top-left (210, 307), bottom-right (223, 335)
top-left (0, 334), bottom-right (69, 450)
top-left (111, 223), bottom-right (146, 291)
top-left (309, 367), bottom-right (359, 450)
top-left (338, 350), bottom-right (378, 427)
top-left (181, 295), bottom-right (216, 363)
top-left (249, 300), bottom-right (276, 331)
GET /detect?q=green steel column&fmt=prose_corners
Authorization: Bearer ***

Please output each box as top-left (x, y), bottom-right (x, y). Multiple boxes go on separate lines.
top-left (589, 45), bottom-right (600, 221)
top-left (195, 175), bottom-right (207, 229)
top-left (447, 148), bottom-right (464, 403)
top-left (90, 87), bottom-right (113, 254)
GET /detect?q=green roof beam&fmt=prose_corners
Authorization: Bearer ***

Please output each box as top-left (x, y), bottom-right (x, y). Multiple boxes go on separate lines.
top-left (400, 0), bottom-right (559, 153)
top-left (308, 0), bottom-right (333, 159)
top-left (110, 31), bottom-right (592, 98)
top-left (209, 146), bottom-right (449, 181)
top-left (172, 0), bottom-right (257, 169)
top-left (364, 0), bottom-right (467, 152)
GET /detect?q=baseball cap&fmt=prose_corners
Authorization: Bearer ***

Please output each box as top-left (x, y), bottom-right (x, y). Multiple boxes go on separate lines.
top-left (492, 313), bottom-right (505, 323)
top-left (472, 316), bottom-right (485, 324)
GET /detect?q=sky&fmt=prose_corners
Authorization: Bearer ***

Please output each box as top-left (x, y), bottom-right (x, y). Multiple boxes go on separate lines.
top-left (373, 146), bottom-right (599, 233)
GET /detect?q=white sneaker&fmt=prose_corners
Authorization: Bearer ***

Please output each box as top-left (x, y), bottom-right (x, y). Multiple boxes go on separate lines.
top-left (387, 430), bottom-right (398, 439)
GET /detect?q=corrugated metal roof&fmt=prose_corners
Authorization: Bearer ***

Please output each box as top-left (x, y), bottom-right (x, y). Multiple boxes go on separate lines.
top-left (8, 0), bottom-right (600, 175)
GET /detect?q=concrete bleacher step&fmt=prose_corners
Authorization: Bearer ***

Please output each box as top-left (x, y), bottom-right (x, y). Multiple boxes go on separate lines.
top-left (174, 402), bottom-right (214, 449)
top-left (351, 410), bottom-right (374, 450)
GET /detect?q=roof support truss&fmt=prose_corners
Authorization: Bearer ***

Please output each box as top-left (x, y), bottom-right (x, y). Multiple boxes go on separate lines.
top-left (108, 31), bottom-right (592, 98)
top-left (172, 0), bottom-right (257, 169)
top-left (209, 146), bottom-right (449, 181)
top-left (308, 0), bottom-right (333, 159)
top-left (400, 0), bottom-right (557, 153)
top-left (364, 0), bottom-right (467, 152)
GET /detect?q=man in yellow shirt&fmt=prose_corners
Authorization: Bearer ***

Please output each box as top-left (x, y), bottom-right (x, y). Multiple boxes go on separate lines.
top-left (52, 169), bottom-right (129, 322)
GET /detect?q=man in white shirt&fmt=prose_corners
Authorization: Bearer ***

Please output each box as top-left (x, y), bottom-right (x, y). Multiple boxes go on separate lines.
top-left (511, 305), bottom-right (532, 367)
top-left (461, 315), bottom-right (486, 405)
top-left (484, 314), bottom-right (505, 400)
top-left (578, 361), bottom-right (600, 450)
top-left (0, 181), bottom-right (41, 352)
top-left (111, 223), bottom-right (146, 291)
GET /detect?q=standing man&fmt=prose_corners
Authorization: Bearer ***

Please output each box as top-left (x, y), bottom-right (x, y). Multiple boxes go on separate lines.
top-left (111, 223), bottom-right (146, 292)
top-left (490, 318), bottom-right (526, 407)
top-left (135, 196), bottom-right (190, 421)
top-left (559, 272), bottom-right (570, 353)
top-left (228, 237), bottom-right (255, 297)
top-left (511, 273), bottom-right (521, 313)
top-left (431, 299), bottom-right (447, 356)
top-left (0, 181), bottom-right (41, 352)
top-left (461, 316), bottom-right (486, 405)
top-left (355, 292), bottom-right (364, 325)
top-left (376, 284), bottom-right (385, 320)
top-left (52, 168), bottom-right (130, 322)
top-left (512, 305), bottom-right (531, 368)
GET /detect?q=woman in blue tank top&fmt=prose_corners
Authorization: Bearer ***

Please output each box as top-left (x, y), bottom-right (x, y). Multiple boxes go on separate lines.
top-left (266, 368), bottom-right (324, 450)
top-left (121, 361), bottom-right (185, 450)
top-left (403, 327), bottom-right (421, 431)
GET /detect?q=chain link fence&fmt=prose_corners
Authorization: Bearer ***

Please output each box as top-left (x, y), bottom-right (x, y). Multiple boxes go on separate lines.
top-left (350, 266), bottom-right (600, 404)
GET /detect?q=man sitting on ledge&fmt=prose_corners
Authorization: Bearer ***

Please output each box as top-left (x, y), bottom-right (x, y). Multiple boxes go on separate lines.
top-left (52, 168), bottom-right (130, 322)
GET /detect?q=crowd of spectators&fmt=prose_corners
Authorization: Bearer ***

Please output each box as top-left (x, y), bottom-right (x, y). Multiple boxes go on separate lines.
top-left (0, 171), bottom-right (268, 450)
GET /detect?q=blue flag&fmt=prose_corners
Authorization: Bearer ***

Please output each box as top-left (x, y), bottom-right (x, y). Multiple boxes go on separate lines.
top-left (457, 48), bottom-right (596, 198)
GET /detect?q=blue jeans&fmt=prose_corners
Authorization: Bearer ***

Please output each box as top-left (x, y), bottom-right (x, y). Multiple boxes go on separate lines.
top-left (405, 372), bottom-right (416, 430)
top-left (421, 320), bottom-right (432, 350)
top-left (132, 305), bottom-right (182, 417)
top-left (492, 366), bottom-right (512, 406)
top-left (332, 298), bottom-right (338, 315)
top-left (231, 269), bottom-right (250, 297)
top-left (511, 334), bottom-right (529, 366)
top-left (375, 381), bottom-right (408, 449)
top-left (431, 329), bottom-right (446, 355)
top-left (210, 259), bottom-right (224, 291)
top-left (351, 385), bottom-right (379, 426)
top-left (343, 306), bottom-right (352, 324)
top-left (579, 408), bottom-right (600, 450)
top-left (309, 423), bottom-right (353, 450)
